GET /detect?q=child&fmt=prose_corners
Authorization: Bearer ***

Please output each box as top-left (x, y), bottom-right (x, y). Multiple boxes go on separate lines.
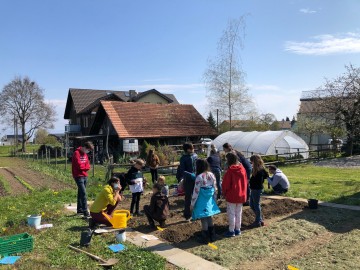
top-left (191, 159), bottom-right (221, 243)
top-left (222, 153), bottom-right (248, 237)
top-left (143, 183), bottom-right (170, 228)
top-left (126, 159), bottom-right (145, 216)
top-left (157, 175), bottom-right (169, 197)
top-left (89, 177), bottom-right (124, 227)
top-left (207, 148), bottom-right (222, 200)
top-left (249, 154), bottom-right (269, 227)
top-left (176, 143), bottom-right (198, 221)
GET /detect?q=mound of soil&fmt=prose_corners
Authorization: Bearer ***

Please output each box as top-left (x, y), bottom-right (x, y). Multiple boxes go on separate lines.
top-left (121, 193), bottom-right (307, 244)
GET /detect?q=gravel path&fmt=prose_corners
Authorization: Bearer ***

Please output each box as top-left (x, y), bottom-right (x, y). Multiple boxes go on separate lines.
top-left (314, 155), bottom-right (360, 168)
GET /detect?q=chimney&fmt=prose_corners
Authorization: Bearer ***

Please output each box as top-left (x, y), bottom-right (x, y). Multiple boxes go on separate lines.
top-left (129, 90), bottom-right (137, 99)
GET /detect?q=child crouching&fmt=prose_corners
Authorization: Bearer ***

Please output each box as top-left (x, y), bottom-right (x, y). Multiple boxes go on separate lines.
top-left (144, 183), bottom-right (170, 228)
top-left (191, 159), bottom-right (221, 244)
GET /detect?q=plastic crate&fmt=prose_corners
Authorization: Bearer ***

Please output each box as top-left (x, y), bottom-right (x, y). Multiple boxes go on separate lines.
top-left (0, 233), bottom-right (33, 257)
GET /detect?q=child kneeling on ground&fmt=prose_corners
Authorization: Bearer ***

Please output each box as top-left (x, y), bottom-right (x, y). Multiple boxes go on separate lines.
top-left (144, 183), bottom-right (170, 228)
top-left (89, 177), bottom-right (124, 227)
top-left (191, 159), bottom-right (221, 244)
top-left (222, 153), bottom-right (248, 237)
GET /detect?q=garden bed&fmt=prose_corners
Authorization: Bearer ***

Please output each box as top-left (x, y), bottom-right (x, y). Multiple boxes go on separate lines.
top-left (0, 159), bottom-right (72, 195)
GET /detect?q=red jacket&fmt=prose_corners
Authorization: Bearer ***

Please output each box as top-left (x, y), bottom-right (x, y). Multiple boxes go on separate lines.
top-left (222, 164), bottom-right (248, 203)
top-left (72, 147), bottom-right (91, 178)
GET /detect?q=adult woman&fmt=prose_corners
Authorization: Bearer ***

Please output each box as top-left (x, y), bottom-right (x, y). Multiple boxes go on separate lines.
top-left (146, 149), bottom-right (160, 184)
top-left (89, 177), bottom-right (124, 227)
top-left (249, 154), bottom-right (269, 227)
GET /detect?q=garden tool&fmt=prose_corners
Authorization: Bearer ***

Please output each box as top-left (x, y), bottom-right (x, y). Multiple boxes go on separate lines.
top-left (68, 245), bottom-right (119, 267)
top-left (104, 210), bottom-right (131, 229)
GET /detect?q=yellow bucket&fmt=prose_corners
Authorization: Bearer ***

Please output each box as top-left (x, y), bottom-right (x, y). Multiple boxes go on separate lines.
top-left (107, 210), bottom-right (131, 229)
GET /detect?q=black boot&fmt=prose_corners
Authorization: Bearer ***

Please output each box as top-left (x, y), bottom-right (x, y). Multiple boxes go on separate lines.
top-left (208, 226), bottom-right (217, 242)
top-left (198, 230), bottom-right (209, 244)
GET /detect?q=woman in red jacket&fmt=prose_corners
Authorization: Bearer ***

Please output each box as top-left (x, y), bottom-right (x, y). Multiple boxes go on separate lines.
top-left (222, 152), bottom-right (248, 237)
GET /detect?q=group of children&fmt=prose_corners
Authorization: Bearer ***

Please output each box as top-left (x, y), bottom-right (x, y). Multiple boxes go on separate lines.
top-left (90, 143), bottom-right (290, 244)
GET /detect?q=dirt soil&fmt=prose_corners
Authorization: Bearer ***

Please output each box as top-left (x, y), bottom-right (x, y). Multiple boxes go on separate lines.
top-left (120, 193), bottom-right (307, 244)
top-left (0, 160), bottom-right (71, 195)
top-left (0, 167), bottom-right (29, 195)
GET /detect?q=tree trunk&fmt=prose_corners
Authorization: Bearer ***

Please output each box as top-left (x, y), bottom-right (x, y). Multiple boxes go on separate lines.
top-left (346, 136), bottom-right (353, 156)
top-left (21, 122), bottom-right (26, 153)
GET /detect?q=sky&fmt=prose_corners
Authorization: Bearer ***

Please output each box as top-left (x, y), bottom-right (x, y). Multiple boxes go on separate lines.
top-left (1, 0), bottom-right (360, 134)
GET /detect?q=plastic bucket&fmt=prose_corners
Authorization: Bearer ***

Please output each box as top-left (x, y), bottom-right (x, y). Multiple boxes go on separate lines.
top-left (308, 199), bottom-right (318, 209)
top-left (27, 215), bottom-right (41, 227)
top-left (116, 230), bottom-right (126, 242)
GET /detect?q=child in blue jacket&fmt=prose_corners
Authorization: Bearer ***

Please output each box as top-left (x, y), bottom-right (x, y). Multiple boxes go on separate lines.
top-left (190, 159), bottom-right (220, 244)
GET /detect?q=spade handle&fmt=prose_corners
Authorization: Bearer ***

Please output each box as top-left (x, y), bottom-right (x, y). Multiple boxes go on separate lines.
top-left (68, 245), bottom-right (107, 263)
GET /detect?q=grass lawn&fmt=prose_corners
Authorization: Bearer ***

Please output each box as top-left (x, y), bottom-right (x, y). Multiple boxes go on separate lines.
top-left (281, 165), bottom-right (360, 205)
top-left (189, 205), bottom-right (360, 269)
top-left (1, 157), bottom-right (360, 269)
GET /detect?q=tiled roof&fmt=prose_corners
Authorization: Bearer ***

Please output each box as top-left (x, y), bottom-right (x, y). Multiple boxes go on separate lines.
top-left (100, 101), bottom-right (217, 138)
top-left (64, 88), bottom-right (179, 118)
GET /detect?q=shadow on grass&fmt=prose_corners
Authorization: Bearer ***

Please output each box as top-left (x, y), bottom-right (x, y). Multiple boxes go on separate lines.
top-left (330, 191), bottom-right (360, 206)
top-left (280, 204), bottom-right (360, 233)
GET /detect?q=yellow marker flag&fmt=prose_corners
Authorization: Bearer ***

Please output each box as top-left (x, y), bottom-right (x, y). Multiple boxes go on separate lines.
top-left (288, 265), bottom-right (299, 270)
top-left (157, 226), bottom-right (164, 231)
top-left (208, 243), bottom-right (218, 250)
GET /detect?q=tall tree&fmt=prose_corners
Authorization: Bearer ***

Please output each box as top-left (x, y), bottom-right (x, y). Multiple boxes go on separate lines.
top-left (309, 64), bottom-right (360, 155)
top-left (206, 112), bottom-right (217, 130)
top-left (204, 16), bottom-right (253, 130)
top-left (0, 76), bottom-right (56, 152)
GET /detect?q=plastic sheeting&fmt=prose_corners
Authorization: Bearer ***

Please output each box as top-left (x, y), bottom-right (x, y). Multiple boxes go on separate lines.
top-left (213, 131), bottom-right (309, 158)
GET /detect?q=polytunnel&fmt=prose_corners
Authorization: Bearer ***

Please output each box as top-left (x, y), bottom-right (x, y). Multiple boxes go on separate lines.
top-left (213, 130), bottom-right (309, 158)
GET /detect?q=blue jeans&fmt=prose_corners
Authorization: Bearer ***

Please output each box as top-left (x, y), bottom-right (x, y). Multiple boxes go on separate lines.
top-left (212, 168), bottom-right (222, 198)
top-left (250, 189), bottom-right (262, 223)
top-left (75, 177), bottom-right (88, 213)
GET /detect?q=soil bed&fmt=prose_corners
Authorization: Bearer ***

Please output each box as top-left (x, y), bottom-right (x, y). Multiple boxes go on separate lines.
top-left (0, 158), bottom-right (72, 194)
top-left (0, 167), bottom-right (28, 195)
top-left (121, 193), bottom-right (307, 244)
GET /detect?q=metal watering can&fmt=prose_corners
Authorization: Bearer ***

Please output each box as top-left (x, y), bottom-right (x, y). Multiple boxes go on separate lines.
top-left (105, 210), bottom-right (131, 229)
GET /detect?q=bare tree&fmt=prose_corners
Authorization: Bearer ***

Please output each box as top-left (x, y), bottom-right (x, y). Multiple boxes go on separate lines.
top-left (204, 17), bottom-right (253, 130)
top-left (308, 64), bottom-right (360, 155)
top-left (0, 76), bottom-right (56, 152)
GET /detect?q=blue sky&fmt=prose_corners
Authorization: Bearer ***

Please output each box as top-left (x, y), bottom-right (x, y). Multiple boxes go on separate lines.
top-left (1, 0), bottom-right (360, 134)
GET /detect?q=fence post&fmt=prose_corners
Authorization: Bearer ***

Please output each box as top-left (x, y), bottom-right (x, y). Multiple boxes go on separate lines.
top-left (297, 148), bottom-right (300, 164)
top-left (33, 150), bottom-right (35, 162)
top-left (276, 150), bottom-right (279, 162)
top-left (317, 148), bottom-right (320, 161)
top-left (55, 149), bottom-right (57, 167)
top-left (92, 150), bottom-right (95, 177)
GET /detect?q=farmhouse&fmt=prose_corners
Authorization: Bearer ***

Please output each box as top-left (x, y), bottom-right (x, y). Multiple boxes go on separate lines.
top-left (64, 88), bottom-right (178, 136)
top-left (89, 101), bottom-right (217, 155)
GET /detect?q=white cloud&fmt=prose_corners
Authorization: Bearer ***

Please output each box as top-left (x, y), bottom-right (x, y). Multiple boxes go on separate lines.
top-left (299, 8), bottom-right (316, 14)
top-left (284, 32), bottom-right (360, 55)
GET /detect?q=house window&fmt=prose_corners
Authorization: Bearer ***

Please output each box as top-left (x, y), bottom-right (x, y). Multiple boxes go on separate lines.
top-left (84, 116), bottom-right (88, 128)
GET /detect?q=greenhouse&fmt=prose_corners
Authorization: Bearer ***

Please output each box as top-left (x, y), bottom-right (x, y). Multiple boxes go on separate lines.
top-left (213, 130), bottom-right (309, 158)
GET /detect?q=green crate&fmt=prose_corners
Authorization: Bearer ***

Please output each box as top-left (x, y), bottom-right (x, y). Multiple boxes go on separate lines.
top-left (0, 233), bottom-right (33, 257)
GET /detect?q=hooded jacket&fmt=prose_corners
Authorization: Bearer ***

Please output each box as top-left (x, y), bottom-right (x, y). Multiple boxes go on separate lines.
top-left (148, 191), bottom-right (170, 221)
top-left (72, 147), bottom-right (91, 178)
top-left (222, 164), bottom-right (248, 203)
top-left (268, 169), bottom-right (290, 189)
